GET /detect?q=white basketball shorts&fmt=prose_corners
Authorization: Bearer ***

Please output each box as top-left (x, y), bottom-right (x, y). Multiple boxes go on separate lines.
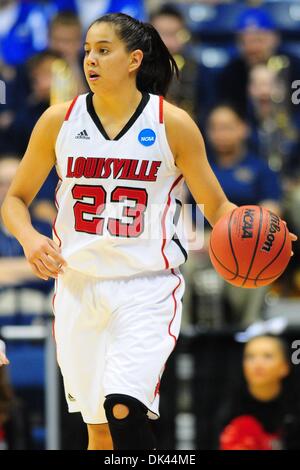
top-left (52, 267), bottom-right (185, 424)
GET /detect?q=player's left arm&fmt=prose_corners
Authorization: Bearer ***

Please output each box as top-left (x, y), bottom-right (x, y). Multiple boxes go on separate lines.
top-left (165, 105), bottom-right (236, 227)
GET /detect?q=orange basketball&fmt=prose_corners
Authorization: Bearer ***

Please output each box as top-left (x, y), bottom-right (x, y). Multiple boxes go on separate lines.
top-left (209, 205), bottom-right (292, 288)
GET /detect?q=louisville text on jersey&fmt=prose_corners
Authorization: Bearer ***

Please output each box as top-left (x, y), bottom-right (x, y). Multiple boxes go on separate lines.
top-left (66, 157), bottom-right (162, 182)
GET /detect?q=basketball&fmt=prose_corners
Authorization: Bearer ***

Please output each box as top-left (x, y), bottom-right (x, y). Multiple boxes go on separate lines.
top-left (209, 205), bottom-right (292, 288)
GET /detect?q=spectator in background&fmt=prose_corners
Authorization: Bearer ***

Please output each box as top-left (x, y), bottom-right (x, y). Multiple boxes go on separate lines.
top-left (217, 335), bottom-right (300, 450)
top-left (247, 64), bottom-right (300, 180)
top-left (150, 4), bottom-right (203, 120)
top-left (190, 105), bottom-right (282, 218)
top-left (0, 0), bottom-right (41, 152)
top-left (9, 51), bottom-right (61, 155)
top-left (0, 63), bottom-right (30, 156)
top-left (7, 52), bottom-right (60, 224)
top-left (246, 64), bottom-right (300, 296)
top-left (218, 7), bottom-right (300, 118)
top-left (0, 0), bottom-right (48, 66)
top-left (0, 61), bottom-right (23, 154)
top-left (49, 11), bottom-right (87, 97)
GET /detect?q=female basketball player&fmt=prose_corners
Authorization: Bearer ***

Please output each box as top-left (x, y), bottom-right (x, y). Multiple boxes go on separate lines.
top-left (1, 13), bottom-right (297, 450)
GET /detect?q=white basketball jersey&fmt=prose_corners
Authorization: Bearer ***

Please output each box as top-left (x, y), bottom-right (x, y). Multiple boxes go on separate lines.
top-left (53, 92), bottom-right (188, 278)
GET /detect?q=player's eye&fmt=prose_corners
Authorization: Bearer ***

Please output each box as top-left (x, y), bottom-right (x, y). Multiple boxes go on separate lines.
top-left (99, 48), bottom-right (109, 55)
top-left (84, 50), bottom-right (90, 56)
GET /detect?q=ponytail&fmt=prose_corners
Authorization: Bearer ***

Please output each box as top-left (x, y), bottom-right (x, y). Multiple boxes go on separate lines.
top-left (138, 22), bottom-right (179, 96)
top-left (89, 13), bottom-right (179, 96)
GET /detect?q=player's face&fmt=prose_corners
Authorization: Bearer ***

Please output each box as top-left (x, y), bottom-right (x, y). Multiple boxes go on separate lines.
top-left (243, 337), bottom-right (289, 388)
top-left (83, 22), bottom-right (139, 93)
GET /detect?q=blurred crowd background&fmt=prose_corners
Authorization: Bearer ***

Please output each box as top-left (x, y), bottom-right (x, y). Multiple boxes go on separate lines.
top-left (1, 0), bottom-right (300, 451)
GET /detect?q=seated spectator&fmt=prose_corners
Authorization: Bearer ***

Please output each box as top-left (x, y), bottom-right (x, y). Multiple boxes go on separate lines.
top-left (150, 4), bottom-right (197, 117)
top-left (217, 335), bottom-right (300, 450)
top-left (190, 105), bottom-right (282, 219)
top-left (0, 0), bottom-right (48, 66)
top-left (9, 51), bottom-right (61, 155)
top-left (247, 64), bottom-right (300, 180)
top-left (0, 60), bottom-right (30, 155)
top-left (6, 51), bottom-right (59, 224)
top-left (49, 11), bottom-right (88, 99)
top-left (150, 4), bottom-right (214, 122)
top-left (218, 7), bottom-right (300, 118)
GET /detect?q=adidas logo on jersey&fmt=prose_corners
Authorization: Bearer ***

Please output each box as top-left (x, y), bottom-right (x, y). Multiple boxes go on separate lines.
top-left (75, 129), bottom-right (90, 140)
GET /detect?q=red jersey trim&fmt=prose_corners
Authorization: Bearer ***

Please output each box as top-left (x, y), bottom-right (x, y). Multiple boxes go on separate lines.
top-left (64, 96), bottom-right (78, 121)
top-left (159, 96), bottom-right (164, 124)
top-left (52, 176), bottom-right (62, 355)
top-left (169, 268), bottom-right (182, 348)
top-left (52, 177), bottom-right (62, 248)
top-left (51, 278), bottom-right (59, 362)
top-left (154, 268), bottom-right (182, 398)
top-left (161, 175), bottom-right (183, 269)
top-left (52, 291), bottom-right (56, 341)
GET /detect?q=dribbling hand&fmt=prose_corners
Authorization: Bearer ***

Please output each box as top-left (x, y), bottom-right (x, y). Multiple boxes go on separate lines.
top-left (22, 232), bottom-right (67, 281)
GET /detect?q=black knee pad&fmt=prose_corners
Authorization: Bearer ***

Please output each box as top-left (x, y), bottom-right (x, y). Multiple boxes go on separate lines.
top-left (104, 394), bottom-right (156, 450)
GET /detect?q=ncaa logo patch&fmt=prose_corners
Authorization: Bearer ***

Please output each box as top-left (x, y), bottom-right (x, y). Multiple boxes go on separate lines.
top-left (138, 129), bottom-right (156, 147)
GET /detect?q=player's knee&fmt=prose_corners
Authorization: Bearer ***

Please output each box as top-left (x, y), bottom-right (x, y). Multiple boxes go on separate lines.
top-left (104, 394), bottom-right (146, 423)
top-left (104, 394), bottom-right (156, 449)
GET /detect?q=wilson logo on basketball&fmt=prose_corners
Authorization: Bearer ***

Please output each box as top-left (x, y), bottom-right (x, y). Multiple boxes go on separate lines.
top-left (261, 213), bottom-right (281, 252)
top-left (241, 208), bottom-right (255, 239)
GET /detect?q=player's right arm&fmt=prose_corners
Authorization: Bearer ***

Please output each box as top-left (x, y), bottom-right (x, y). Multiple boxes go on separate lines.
top-left (1, 103), bottom-right (69, 281)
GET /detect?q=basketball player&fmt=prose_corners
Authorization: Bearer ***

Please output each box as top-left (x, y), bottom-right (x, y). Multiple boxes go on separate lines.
top-left (1, 13), bottom-right (296, 450)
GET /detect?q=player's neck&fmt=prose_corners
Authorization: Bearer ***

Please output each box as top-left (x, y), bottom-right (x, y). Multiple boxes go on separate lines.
top-left (248, 382), bottom-right (282, 402)
top-left (92, 85), bottom-right (143, 121)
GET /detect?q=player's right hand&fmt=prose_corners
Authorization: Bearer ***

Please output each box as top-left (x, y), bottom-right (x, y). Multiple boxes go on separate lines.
top-left (22, 232), bottom-right (67, 281)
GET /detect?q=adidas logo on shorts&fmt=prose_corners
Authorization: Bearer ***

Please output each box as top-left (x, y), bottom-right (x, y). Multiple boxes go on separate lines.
top-left (75, 129), bottom-right (90, 140)
top-left (68, 393), bottom-right (76, 402)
